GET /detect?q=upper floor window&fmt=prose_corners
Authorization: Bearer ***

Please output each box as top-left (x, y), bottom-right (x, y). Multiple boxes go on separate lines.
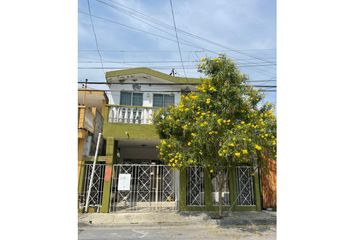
top-left (153, 94), bottom-right (175, 108)
top-left (120, 92), bottom-right (143, 106)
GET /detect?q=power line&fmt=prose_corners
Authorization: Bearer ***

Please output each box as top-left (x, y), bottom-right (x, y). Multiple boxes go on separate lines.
top-left (86, 0), bottom-right (105, 77)
top-left (170, 0), bottom-right (201, 80)
top-left (78, 49), bottom-right (276, 53)
top-left (79, 8), bottom-right (275, 77)
top-left (98, 0), bottom-right (273, 64)
top-left (77, 81), bottom-right (276, 88)
top-left (78, 63), bottom-right (276, 70)
top-left (95, 0), bottom-right (202, 50)
top-left (79, 10), bottom-right (217, 54)
top-left (79, 10), bottom-right (271, 74)
top-left (78, 88), bottom-right (276, 93)
top-left (78, 60), bottom-right (276, 64)
top-left (95, 0), bottom-right (222, 56)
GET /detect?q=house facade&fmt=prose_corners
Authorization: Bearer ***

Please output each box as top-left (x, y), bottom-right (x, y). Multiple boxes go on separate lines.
top-left (78, 68), bottom-right (262, 213)
top-left (78, 89), bottom-right (108, 182)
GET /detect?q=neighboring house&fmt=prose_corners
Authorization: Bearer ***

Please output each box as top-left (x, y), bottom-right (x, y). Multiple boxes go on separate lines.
top-left (78, 89), bottom-right (108, 185)
top-left (79, 68), bottom-right (262, 213)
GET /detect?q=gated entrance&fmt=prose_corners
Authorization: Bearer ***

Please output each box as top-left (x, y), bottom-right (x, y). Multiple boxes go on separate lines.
top-left (110, 164), bottom-right (179, 212)
top-left (79, 163), bottom-right (105, 211)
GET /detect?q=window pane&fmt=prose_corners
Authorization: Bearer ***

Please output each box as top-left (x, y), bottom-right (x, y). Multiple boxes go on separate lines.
top-left (120, 92), bottom-right (131, 105)
top-left (132, 93), bottom-right (143, 106)
top-left (164, 94), bottom-right (175, 107)
top-left (153, 94), bottom-right (164, 107)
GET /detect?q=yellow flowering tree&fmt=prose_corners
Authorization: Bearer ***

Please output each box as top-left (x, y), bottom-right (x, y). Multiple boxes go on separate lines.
top-left (154, 54), bottom-right (276, 217)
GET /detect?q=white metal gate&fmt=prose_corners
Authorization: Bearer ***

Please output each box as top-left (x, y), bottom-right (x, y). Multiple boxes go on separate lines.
top-left (110, 164), bottom-right (179, 212)
top-left (79, 163), bottom-right (105, 211)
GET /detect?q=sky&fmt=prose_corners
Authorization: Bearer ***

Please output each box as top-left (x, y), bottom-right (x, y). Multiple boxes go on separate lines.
top-left (78, 0), bottom-right (276, 105)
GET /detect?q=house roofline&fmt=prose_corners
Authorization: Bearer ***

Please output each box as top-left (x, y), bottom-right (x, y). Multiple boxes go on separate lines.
top-left (105, 67), bottom-right (201, 84)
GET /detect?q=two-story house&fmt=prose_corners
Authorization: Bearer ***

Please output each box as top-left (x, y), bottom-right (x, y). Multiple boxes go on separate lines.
top-left (104, 67), bottom-right (199, 165)
top-left (79, 67), bottom-right (262, 214)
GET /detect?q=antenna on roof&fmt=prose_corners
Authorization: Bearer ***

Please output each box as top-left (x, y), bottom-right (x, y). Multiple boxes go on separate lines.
top-left (169, 68), bottom-right (176, 76)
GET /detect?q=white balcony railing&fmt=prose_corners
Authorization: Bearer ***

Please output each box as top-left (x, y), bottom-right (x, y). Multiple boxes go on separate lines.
top-left (108, 105), bottom-right (156, 124)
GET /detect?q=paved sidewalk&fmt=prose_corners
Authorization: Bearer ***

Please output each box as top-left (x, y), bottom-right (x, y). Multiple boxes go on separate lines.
top-left (78, 211), bottom-right (276, 227)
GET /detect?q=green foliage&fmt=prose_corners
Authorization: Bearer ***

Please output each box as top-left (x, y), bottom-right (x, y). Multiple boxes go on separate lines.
top-left (154, 55), bottom-right (276, 173)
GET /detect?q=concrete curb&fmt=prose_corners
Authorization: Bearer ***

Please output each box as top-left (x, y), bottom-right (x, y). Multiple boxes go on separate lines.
top-left (78, 218), bottom-right (276, 228)
top-left (78, 211), bottom-right (276, 228)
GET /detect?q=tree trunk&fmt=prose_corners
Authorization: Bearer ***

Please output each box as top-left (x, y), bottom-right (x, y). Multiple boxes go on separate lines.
top-left (216, 169), bottom-right (228, 218)
top-left (218, 173), bottom-right (223, 217)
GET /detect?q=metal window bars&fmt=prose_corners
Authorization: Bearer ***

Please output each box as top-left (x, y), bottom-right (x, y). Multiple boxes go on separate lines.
top-left (186, 166), bottom-right (205, 206)
top-left (236, 166), bottom-right (255, 206)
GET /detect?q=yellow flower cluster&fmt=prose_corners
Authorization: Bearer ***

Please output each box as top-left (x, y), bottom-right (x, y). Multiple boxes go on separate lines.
top-left (254, 144), bottom-right (262, 151)
top-left (242, 149), bottom-right (248, 155)
top-left (208, 131), bottom-right (218, 135)
top-left (200, 121), bottom-right (208, 127)
top-left (217, 118), bottom-right (231, 125)
top-left (188, 159), bottom-right (196, 164)
top-left (234, 152), bottom-right (241, 157)
top-left (168, 152), bottom-right (182, 167)
top-left (223, 119), bottom-right (231, 125)
top-left (209, 86), bottom-right (216, 92)
top-left (206, 98), bottom-right (211, 104)
top-left (182, 124), bottom-right (188, 130)
top-left (218, 149), bottom-right (228, 157)
top-left (190, 95), bottom-right (198, 100)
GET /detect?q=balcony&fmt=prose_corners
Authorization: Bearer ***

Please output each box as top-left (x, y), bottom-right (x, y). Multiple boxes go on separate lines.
top-left (78, 106), bottom-right (95, 133)
top-left (108, 105), bottom-right (158, 125)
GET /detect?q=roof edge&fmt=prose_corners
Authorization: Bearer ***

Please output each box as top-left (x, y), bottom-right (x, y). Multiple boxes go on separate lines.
top-left (105, 67), bottom-right (201, 84)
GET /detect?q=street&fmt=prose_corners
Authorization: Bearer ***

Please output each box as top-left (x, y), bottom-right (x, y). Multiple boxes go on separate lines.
top-left (78, 224), bottom-right (276, 240)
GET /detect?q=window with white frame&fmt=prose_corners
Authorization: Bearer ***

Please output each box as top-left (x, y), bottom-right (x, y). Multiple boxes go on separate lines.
top-left (153, 94), bottom-right (175, 107)
top-left (120, 92), bottom-right (143, 106)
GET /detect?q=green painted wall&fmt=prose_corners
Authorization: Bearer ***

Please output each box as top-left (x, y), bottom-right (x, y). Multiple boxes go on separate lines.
top-left (101, 137), bottom-right (116, 213)
top-left (103, 123), bottom-right (160, 140)
top-left (178, 166), bottom-right (260, 212)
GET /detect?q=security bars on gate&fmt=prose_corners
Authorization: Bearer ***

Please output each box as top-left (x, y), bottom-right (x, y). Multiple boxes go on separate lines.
top-left (187, 167), bottom-right (204, 206)
top-left (80, 164), bottom-right (105, 209)
top-left (110, 164), bottom-right (177, 212)
top-left (236, 166), bottom-right (255, 206)
top-left (162, 166), bottom-right (175, 202)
